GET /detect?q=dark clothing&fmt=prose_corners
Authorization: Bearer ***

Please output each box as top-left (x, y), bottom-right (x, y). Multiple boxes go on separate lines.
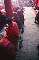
top-left (0, 15), bottom-right (6, 25)
top-left (0, 15), bottom-right (7, 30)
top-left (37, 44), bottom-right (39, 56)
top-left (35, 12), bottom-right (39, 23)
top-left (0, 38), bottom-right (16, 60)
top-left (13, 17), bottom-right (22, 30)
top-left (17, 10), bottom-right (24, 30)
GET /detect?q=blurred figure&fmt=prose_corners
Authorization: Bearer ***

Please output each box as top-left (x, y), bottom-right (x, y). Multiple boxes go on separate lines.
top-left (0, 33), bottom-right (16, 60)
top-left (34, 0), bottom-right (39, 24)
top-left (35, 10), bottom-right (39, 24)
top-left (13, 12), bottom-right (21, 31)
top-left (0, 17), bottom-right (20, 60)
top-left (17, 10), bottom-right (23, 30)
top-left (5, 17), bottom-right (19, 45)
top-left (34, 0), bottom-right (39, 10)
top-left (17, 10), bottom-right (24, 34)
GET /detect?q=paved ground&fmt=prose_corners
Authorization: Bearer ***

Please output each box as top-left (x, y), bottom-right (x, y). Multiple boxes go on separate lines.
top-left (16, 7), bottom-right (39, 60)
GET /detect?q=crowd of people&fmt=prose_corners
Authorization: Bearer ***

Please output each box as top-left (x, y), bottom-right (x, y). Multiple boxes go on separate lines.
top-left (33, 0), bottom-right (39, 24)
top-left (0, 7), bottom-right (24, 60)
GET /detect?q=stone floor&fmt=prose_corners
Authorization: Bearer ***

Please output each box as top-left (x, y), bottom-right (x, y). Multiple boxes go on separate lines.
top-left (16, 7), bottom-right (39, 60)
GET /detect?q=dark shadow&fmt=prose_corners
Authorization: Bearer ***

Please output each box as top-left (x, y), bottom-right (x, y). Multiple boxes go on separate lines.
top-left (19, 36), bottom-right (23, 49)
top-left (37, 44), bottom-right (39, 60)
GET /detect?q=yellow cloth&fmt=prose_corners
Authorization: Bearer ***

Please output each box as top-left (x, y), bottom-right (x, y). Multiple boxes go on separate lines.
top-left (0, 40), bottom-right (3, 43)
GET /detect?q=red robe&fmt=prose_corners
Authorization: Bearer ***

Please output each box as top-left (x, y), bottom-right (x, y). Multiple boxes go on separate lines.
top-left (35, 0), bottom-right (39, 8)
top-left (0, 38), bottom-right (16, 60)
top-left (4, 22), bottom-right (20, 45)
